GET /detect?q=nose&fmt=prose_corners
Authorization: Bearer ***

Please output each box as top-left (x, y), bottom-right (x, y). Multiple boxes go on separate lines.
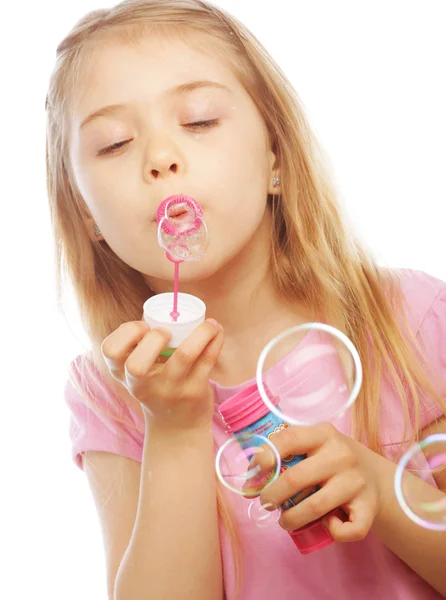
top-left (144, 136), bottom-right (181, 182)
top-left (149, 161), bottom-right (178, 180)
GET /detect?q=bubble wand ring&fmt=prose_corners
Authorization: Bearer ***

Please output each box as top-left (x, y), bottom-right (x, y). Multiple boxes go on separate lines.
top-left (156, 195), bottom-right (203, 237)
top-left (256, 322), bottom-right (363, 426)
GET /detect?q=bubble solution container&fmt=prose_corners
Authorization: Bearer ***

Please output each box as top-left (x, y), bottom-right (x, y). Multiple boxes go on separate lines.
top-left (219, 382), bottom-right (336, 554)
top-left (143, 292), bottom-right (206, 357)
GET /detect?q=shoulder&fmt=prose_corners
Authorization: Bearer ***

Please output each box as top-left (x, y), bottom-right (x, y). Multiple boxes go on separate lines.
top-left (379, 267), bottom-right (446, 443)
top-left (65, 352), bottom-right (121, 417)
top-left (382, 266), bottom-right (446, 333)
top-left (66, 352), bottom-right (144, 420)
top-left (65, 352), bottom-right (145, 459)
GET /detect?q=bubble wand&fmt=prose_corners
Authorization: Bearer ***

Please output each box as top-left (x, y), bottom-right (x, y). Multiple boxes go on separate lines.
top-left (166, 254), bottom-right (181, 321)
top-left (155, 194), bottom-right (209, 322)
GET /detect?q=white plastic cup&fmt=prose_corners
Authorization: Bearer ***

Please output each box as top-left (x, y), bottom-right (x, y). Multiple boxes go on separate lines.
top-left (143, 292), bottom-right (206, 355)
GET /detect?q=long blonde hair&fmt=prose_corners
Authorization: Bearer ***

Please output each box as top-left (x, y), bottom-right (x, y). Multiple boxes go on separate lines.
top-left (46, 1), bottom-right (445, 597)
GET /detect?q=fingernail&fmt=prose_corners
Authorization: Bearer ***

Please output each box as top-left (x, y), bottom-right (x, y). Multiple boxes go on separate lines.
top-left (206, 318), bottom-right (219, 327)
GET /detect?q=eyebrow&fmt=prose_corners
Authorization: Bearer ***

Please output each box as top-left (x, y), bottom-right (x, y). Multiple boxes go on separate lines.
top-left (79, 80), bottom-right (232, 130)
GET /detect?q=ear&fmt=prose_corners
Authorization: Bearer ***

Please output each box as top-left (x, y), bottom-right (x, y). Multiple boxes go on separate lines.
top-left (267, 148), bottom-right (281, 195)
top-left (84, 214), bottom-right (104, 241)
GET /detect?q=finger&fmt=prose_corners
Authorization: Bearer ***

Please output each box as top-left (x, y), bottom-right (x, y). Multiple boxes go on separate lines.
top-left (124, 327), bottom-right (173, 383)
top-left (188, 325), bottom-right (225, 382)
top-left (260, 450), bottom-right (341, 507)
top-left (163, 319), bottom-right (221, 381)
top-left (277, 473), bottom-right (360, 531)
top-left (323, 498), bottom-right (375, 542)
top-left (241, 445), bottom-right (281, 498)
top-left (269, 423), bottom-right (339, 460)
top-left (101, 321), bottom-right (152, 381)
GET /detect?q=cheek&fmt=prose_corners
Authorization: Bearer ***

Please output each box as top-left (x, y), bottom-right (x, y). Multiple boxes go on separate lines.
top-left (70, 159), bottom-right (107, 212)
top-left (209, 146), bottom-right (270, 245)
top-left (72, 159), bottom-right (136, 225)
top-left (211, 190), bottom-right (268, 257)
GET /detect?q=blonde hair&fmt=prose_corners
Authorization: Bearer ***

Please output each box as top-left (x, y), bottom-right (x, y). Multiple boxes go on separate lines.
top-left (46, 1), bottom-right (445, 597)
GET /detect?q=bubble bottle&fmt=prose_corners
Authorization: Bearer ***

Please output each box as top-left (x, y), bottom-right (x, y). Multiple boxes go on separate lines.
top-left (218, 322), bottom-right (363, 553)
top-left (143, 194), bottom-right (209, 356)
top-left (219, 381), bottom-right (350, 554)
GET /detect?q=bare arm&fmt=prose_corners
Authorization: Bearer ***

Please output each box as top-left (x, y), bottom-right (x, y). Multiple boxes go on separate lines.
top-left (369, 417), bottom-right (446, 596)
top-left (114, 417), bottom-right (223, 600)
top-left (98, 318), bottom-right (225, 599)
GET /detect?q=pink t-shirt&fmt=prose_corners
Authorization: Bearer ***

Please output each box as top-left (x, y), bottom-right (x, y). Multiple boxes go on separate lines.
top-left (65, 268), bottom-right (446, 599)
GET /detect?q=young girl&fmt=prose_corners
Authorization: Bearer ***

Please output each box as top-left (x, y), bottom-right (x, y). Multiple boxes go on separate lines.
top-left (45, 1), bottom-right (446, 598)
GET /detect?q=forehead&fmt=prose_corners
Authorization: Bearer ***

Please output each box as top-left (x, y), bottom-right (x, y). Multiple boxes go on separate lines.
top-left (72, 32), bottom-right (241, 119)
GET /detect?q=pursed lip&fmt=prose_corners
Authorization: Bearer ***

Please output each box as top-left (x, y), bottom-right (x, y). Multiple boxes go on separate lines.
top-left (155, 194), bottom-right (203, 223)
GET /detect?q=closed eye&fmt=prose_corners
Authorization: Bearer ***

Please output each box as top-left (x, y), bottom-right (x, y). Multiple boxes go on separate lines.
top-left (97, 140), bottom-right (131, 156)
top-left (97, 119), bottom-right (220, 156)
top-left (185, 118), bottom-right (220, 131)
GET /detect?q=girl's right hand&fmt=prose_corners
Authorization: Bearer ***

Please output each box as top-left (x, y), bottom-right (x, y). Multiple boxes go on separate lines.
top-left (101, 318), bottom-right (224, 431)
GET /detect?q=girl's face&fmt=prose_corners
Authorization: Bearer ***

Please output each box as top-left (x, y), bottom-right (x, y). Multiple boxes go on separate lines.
top-left (69, 33), bottom-right (277, 285)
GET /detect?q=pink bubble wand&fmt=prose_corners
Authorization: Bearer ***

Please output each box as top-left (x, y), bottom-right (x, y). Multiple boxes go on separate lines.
top-left (155, 194), bottom-right (209, 322)
top-left (166, 253), bottom-right (181, 321)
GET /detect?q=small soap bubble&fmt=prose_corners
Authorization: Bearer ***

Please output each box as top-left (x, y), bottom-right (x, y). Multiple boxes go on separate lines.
top-left (215, 432), bottom-right (281, 497)
top-left (395, 434), bottom-right (446, 531)
top-left (169, 242), bottom-right (190, 260)
top-left (158, 216), bottom-right (209, 261)
top-left (248, 497), bottom-right (281, 529)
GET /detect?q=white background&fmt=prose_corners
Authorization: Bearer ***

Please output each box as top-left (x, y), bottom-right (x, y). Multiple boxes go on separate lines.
top-left (1, 1), bottom-right (445, 598)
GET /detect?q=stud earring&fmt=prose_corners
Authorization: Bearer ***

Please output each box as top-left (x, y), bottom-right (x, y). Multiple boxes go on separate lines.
top-left (93, 224), bottom-right (101, 237)
top-left (273, 176), bottom-right (281, 188)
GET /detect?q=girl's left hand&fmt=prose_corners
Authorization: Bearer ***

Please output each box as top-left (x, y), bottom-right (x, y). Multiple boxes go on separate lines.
top-left (260, 423), bottom-right (382, 542)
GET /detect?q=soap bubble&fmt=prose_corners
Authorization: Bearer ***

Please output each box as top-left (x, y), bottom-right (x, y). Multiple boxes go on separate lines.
top-left (394, 434), bottom-right (446, 531)
top-left (158, 218), bottom-right (208, 261)
top-left (256, 323), bottom-right (362, 426)
top-left (157, 196), bottom-right (209, 261)
top-left (248, 497), bottom-right (281, 529)
top-left (215, 432), bottom-right (281, 497)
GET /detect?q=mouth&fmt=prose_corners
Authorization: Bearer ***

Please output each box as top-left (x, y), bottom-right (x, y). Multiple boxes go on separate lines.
top-left (167, 205), bottom-right (190, 220)
top-left (155, 194), bottom-right (204, 224)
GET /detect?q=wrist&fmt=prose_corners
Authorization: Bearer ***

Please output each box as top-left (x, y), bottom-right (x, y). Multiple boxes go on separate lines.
top-left (362, 447), bottom-right (396, 527)
top-left (143, 415), bottom-right (216, 480)
top-left (143, 408), bottom-right (214, 442)
top-left (354, 441), bottom-right (390, 515)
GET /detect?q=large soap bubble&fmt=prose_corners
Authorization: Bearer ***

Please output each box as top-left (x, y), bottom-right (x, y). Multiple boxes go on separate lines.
top-left (394, 434), bottom-right (446, 531)
top-left (256, 323), bottom-right (363, 426)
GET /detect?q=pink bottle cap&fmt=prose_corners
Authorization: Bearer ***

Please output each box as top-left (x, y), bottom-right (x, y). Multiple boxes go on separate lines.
top-left (288, 519), bottom-right (334, 554)
top-left (289, 508), bottom-right (345, 554)
top-left (218, 382), bottom-right (280, 433)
